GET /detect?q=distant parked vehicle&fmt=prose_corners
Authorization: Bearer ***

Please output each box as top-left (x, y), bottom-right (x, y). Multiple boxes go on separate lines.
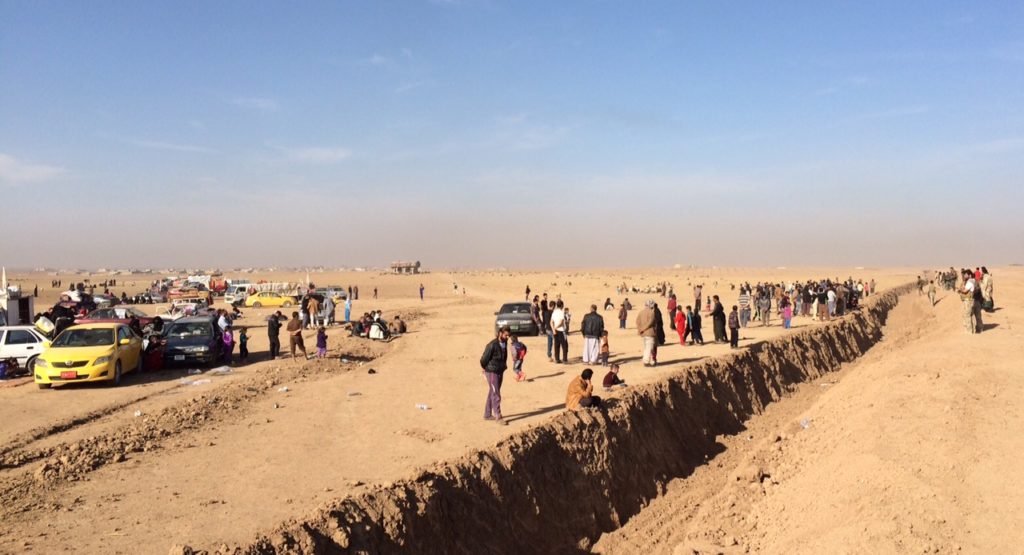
top-left (494, 302), bottom-right (540, 335)
top-left (76, 307), bottom-right (154, 328)
top-left (244, 291), bottom-right (296, 308)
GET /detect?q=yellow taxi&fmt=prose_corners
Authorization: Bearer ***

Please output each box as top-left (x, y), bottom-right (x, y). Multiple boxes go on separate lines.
top-left (244, 291), bottom-right (296, 308)
top-left (34, 323), bottom-right (143, 389)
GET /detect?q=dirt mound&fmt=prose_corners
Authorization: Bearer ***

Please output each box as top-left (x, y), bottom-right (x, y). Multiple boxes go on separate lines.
top-left (0, 335), bottom-right (391, 518)
top-left (175, 284), bottom-right (914, 554)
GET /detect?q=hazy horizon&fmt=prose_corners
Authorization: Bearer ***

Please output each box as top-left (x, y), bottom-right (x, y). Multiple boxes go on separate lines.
top-left (2, 1), bottom-right (1022, 269)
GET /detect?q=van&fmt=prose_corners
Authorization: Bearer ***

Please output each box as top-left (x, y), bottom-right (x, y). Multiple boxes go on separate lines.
top-left (224, 285), bottom-right (250, 307)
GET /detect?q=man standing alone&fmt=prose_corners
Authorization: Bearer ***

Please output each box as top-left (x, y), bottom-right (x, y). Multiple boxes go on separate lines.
top-left (636, 300), bottom-right (657, 366)
top-left (480, 326), bottom-right (510, 426)
top-left (581, 304), bottom-right (605, 364)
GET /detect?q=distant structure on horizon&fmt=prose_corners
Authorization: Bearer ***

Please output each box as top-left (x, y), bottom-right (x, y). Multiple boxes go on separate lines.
top-left (390, 260), bottom-right (422, 275)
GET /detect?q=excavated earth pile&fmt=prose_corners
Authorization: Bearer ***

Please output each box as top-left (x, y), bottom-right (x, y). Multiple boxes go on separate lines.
top-left (188, 284), bottom-right (913, 555)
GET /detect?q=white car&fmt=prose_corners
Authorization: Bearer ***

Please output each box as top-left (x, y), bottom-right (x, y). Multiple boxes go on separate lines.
top-left (0, 326), bottom-right (48, 372)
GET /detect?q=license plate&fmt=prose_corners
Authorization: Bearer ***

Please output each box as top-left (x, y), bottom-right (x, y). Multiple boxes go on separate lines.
top-left (60, 371), bottom-right (77, 379)
top-left (174, 355), bottom-right (185, 361)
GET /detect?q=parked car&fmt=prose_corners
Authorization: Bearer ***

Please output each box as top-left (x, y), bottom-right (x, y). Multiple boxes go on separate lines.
top-left (494, 302), bottom-right (540, 335)
top-left (161, 316), bottom-right (222, 366)
top-left (315, 286), bottom-right (348, 300)
top-left (0, 325), bottom-right (48, 373)
top-left (33, 323), bottom-right (143, 389)
top-left (244, 291), bottom-right (295, 308)
top-left (224, 285), bottom-right (250, 307)
top-left (75, 307), bottom-right (154, 328)
top-left (91, 293), bottom-right (119, 308)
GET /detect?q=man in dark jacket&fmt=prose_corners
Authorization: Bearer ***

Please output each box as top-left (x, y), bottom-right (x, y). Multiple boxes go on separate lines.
top-left (580, 304), bottom-right (605, 364)
top-left (712, 295), bottom-right (727, 342)
top-left (267, 311), bottom-right (284, 359)
top-left (480, 326), bottom-right (511, 426)
top-left (690, 307), bottom-right (704, 345)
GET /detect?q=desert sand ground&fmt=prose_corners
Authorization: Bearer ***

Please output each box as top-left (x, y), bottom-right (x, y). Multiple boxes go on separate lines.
top-left (0, 266), bottom-right (1018, 554)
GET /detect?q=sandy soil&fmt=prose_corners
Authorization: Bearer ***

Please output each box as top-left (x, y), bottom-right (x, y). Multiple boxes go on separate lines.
top-left (3, 266), bottom-right (1015, 554)
top-left (595, 271), bottom-right (1023, 554)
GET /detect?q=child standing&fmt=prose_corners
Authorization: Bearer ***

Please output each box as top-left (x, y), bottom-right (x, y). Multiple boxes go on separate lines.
top-left (316, 325), bottom-right (328, 359)
top-left (239, 327), bottom-right (249, 363)
top-left (222, 328), bottom-right (234, 364)
top-left (728, 305), bottom-right (740, 349)
top-left (510, 335), bottom-right (528, 382)
top-left (599, 330), bottom-right (610, 366)
top-left (781, 297), bottom-right (793, 329)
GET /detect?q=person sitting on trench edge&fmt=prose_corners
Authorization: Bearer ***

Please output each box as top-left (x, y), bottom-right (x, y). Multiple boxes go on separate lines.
top-left (566, 368), bottom-right (601, 410)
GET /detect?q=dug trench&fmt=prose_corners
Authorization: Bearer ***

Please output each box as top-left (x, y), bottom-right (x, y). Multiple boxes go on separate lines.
top-left (180, 283), bottom-right (915, 555)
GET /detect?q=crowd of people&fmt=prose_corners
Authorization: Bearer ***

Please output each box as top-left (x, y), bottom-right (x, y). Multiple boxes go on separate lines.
top-left (479, 274), bottom-right (891, 424)
top-left (950, 267), bottom-right (995, 334)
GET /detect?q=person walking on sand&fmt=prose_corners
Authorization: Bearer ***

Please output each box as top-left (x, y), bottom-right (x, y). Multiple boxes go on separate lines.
top-left (618, 302), bottom-right (628, 329)
top-left (419, 283), bottom-right (425, 301)
top-left (674, 304), bottom-right (687, 345)
top-left (711, 295), bottom-right (727, 342)
top-left (693, 284), bottom-right (703, 314)
top-left (667, 294), bottom-right (678, 330)
top-left (287, 311), bottom-right (307, 360)
top-left (927, 280), bottom-right (937, 307)
top-left (690, 307), bottom-right (705, 345)
top-left (636, 300), bottom-right (657, 366)
top-left (524, 285), bottom-right (531, 301)
top-left (480, 326), bottom-right (510, 425)
top-left (581, 304), bottom-right (605, 365)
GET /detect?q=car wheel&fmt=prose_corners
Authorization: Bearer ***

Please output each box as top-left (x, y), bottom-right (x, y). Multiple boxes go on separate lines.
top-left (112, 361), bottom-right (123, 386)
top-left (37, 383), bottom-right (52, 389)
top-left (252, 302), bottom-right (262, 308)
top-left (26, 355), bottom-right (38, 374)
top-left (282, 301), bottom-right (292, 307)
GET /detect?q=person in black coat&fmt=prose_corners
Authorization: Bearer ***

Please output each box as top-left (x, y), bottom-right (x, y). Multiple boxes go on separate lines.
top-left (479, 326), bottom-right (510, 425)
top-left (712, 295), bottom-right (727, 342)
top-left (653, 303), bottom-right (666, 346)
top-left (267, 311), bottom-right (285, 359)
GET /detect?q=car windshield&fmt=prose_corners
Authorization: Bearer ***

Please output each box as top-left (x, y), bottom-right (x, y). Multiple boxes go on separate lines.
top-left (52, 328), bottom-right (114, 347)
top-left (165, 322), bottom-right (212, 338)
top-left (499, 303), bottom-right (531, 314)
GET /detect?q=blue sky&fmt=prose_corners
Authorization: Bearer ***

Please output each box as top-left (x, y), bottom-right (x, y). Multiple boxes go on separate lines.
top-left (1, 1), bottom-right (1022, 268)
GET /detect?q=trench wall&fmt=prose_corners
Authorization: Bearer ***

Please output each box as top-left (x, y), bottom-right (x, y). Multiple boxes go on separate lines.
top-left (224, 284), bottom-right (915, 555)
